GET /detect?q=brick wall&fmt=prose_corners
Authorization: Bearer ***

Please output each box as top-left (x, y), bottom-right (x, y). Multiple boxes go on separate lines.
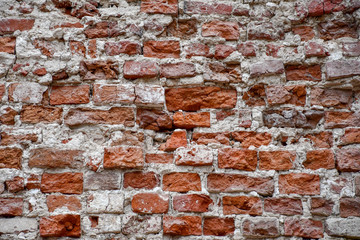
top-left (0, 0), bottom-right (360, 239)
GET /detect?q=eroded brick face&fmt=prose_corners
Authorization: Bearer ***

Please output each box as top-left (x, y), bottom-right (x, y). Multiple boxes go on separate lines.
top-left (1, 0), bottom-right (360, 238)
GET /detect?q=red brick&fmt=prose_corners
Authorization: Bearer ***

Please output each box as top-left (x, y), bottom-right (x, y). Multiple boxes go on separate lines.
top-left (163, 172), bottom-right (201, 192)
top-left (80, 60), bottom-right (119, 80)
top-left (123, 61), bottom-right (159, 79)
top-left (305, 42), bottom-right (327, 57)
top-left (29, 148), bottom-right (84, 169)
top-left (163, 216), bottom-right (202, 236)
top-left (141, 0), bottom-right (178, 15)
top-left (0, 132), bottom-right (38, 146)
top-left (105, 41), bottom-right (140, 56)
top-left (266, 44), bottom-right (281, 57)
top-left (202, 20), bottom-right (240, 40)
top-left (214, 44), bottom-right (235, 59)
top-left (233, 6), bottom-right (250, 16)
top-left (0, 107), bottom-right (17, 125)
top-left (52, 22), bottom-right (84, 29)
top-left (160, 62), bottom-right (196, 79)
top-left (69, 41), bottom-right (85, 56)
top-left (26, 174), bottom-right (41, 190)
top-left (284, 218), bottom-right (323, 238)
top-left (136, 108), bottom-right (172, 131)
top-left (93, 84), bottom-right (135, 104)
top-left (173, 194), bottom-right (213, 212)
top-left (304, 149), bottom-right (335, 170)
top-left (206, 62), bottom-right (242, 83)
top-left (248, 22), bottom-right (284, 41)
top-left (232, 131), bottom-right (272, 148)
top-left (218, 148), bottom-right (257, 171)
top-left (203, 217), bottom-right (235, 236)
top-left (132, 193), bottom-right (169, 214)
top-left (311, 197), bottom-right (334, 216)
top-left (279, 173), bottom-right (320, 195)
top-left (311, 88), bottom-right (352, 109)
top-left (266, 85), bottom-right (306, 106)
top-left (250, 60), bottom-right (284, 78)
top-left (65, 107), bottom-right (134, 127)
top-left (5, 176), bottom-right (24, 193)
top-left (0, 84), bottom-right (4, 100)
top-left (0, 148), bottom-right (22, 169)
top-left (207, 174), bottom-right (274, 196)
top-left (50, 85), bottom-right (89, 105)
top-left (192, 132), bottom-right (231, 145)
top-left (160, 130), bottom-right (187, 152)
top-left (124, 172), bottom-right (158, 189)
top-left (20, 105), bottom-right (62, 124)
top-left (336, 148), bottom-right (360, 172)
top-left (184, 43), bottom-right (212, 58)
top-left (84, 21), bottom-right (122, 38)
top-left (242, 217), bottom-right (280, 238)
top-left (259, 151), bottom-right (295, 171)
top-left (145, 153), bottom-right (173, 164)
top-left (0, 19), bottom-right (35, 34)
top-left (165, 87), bottom-right (237, 111)
top-left (343, 41), bottom-right (360, 57)
top-left (242, 84), bottom-right (266, 106)
top-left (264, 198), bottom-right (303, 215)
top-left (0, 198), bottom-right (23, 216)
top-left (33, 68), bottom-right (47, 76)
top-left (238, 42), bottom-right (256, 57)
top-left (340, 128), bottom-right (360, 145)
top-left (165, 19), bottom-right (197, 39)
top-left (285, 65), bottom-right (321, 81)
top-left (52, 70), bottom-right (68, 80)
top-left (0, 37), bottom-right (15, 53)
top-left (184, 1), bottom-right (232, 15)
top-left (40, 214), bottom-right (81, 237)
top-left (144, 40), bottom-right (180, 58)
top-left (173, 112), bottom-right (210, 129)
top-left (292, 26), bottom-right (315, 41)
top-left (46, 195), bottom-right (81, 212)
top-left (325, 111), bottom-right (360, 128)
top-left (223, 196), bottom-right (262, 215)
top-left (175, 145), bottom-right (213, 166)
top-left (41, 172), bottom-right (83, 194)
top-left (304, 131), bottom-right (333, 148)
top-left (325, 60), bottom-right (360, 80)
top-left (319, 20), bottom-right (357, 40)
top-left (340, 197), bottom-right (360, 217)
top-left (104, 146), bottom-right (144, 169)
top-left (88, 39), bottom-right (96, 58)
top-left (308, 0), bottom-right (324, 16)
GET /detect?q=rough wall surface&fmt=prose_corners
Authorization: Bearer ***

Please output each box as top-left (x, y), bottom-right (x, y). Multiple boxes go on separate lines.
top-left (0, 0), bottom-right (360, 239)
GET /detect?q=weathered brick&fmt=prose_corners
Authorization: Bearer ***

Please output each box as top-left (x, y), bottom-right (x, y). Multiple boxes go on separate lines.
top-left (160, 62), bottom-right (196, 79)
top-left (285, 218), bottom-right (323, 238)
top-left (242, 84), bottom-right (266, 106)
top-left (0, 148), bottom-right (22, 169)
top-left (203, 217), bottom-right (235, 236)
top-left (192, 132), bottom-right (231, 145)
top-left (175, 145), bottom-right (213, 166)
top-left (184, 1), bottom-right (232, 15)
top-left (279, 173), bottom-right (320, 195)
top-left (218, 148), bottom-right (257, 171)
top-left (0, 84), bottom-right (4, 100)
top-left (207, 174), bottom-right (274, 196)
top-left (136, 108), bottom-right (172, 131)
top-left (5, 176), bottom-right (24, 193)
top-left (206, 62), bottom-right (242, 83)
top-left (163, 216), bottom-right (202, 236)
top-left (343, 41), bottom-right (360, 57)
top-left (65, 107), bottom-right (134, 127)
top-left (135, 85), bottom-right (164, 107)
top-left (123, 61), bottom-right (159, 79)
top-left (165, 19), bottom-right (197, 39)
top-left (0, 19), bottom-right (35, 34)
top-left (0, 198), bottom-right (23, 216)
top-left (145, 153), bottom-right (173, 164)
top-left (311, 88), bottom-right (352, 109)
top-left (124, 171), bottom-right (158, 189)
top-left (84, 21), bottom-right (122, 38)
top-left (326, 218), bottom-right (360, 238)
top-left (304, 131), bottom-right (333, 148)
top-left (259, 151), bottom-right (295, 171)
top-left (165, 87), bottom-right (237, 111)
top-left (40, 214), bottom-right (81, 237)
top-left (214, 44), bottom-right (235, 59)
top-left (104, 146), bottom-right (144, 169)
top-left (87, 192), bottom-right (123, 214)
top-left (305, 42), bottom-right (327, 57)
top-left (248, 22), bottom-right (284, 40)
top-left (29, 148), bottom-right (84, 169)
top-left (21, 105), bottom-right (62, 124)
top-left (292, 26), bottom-right (315, 41)
top-left (0, 131), bottom-right (38, 146)
top-left (264, 198), bottom-right (303, 215)
top-left (0, 37), bottom-right (15, 53)
top-left (232, 131), bottom-right (272, 148)
top-left (250, 60), bottom-right (284, 78)
top-left (0, 107), bottom-right (17, 125)
top-left (93, 84), bottom-right (135, 104)
top-left (238, 42), bottom-right (256, 57)
top-left (304, 149), bottom-right (335, 170)
top-left (340, 198), bottom-right (360, 217)
top-left (141, 0), bottom-right (178, 15)
top-left (325, 111), bottom-right (360, 128)
top-left (122, 215), bottom-right (161, 235)
top-left (144, 40), bottom-right (180, 58)
top-left (184, 43), bottom-right (212, 58)
top-left (173, 112), bottom-right (210, 129)
top-left (242, 217), bottom-right (280, 238)
top-left (340, 128), bottom-right (360, 145)
top-left (80, 60), bottom-right (119, 80)
top-left (160, 130), bottom-right (187, 152)
top-left (84, 172), bottom-right (120, 190)
top-left (47, 195), bottom-right (81, 212)
top-left (105, 41), bottom-right (140, 56)
top-left (50, 85), bottom-right (89, 105)
top-left (132, 193), bottom-right (169, 214)
top-left (223, 196), bottom-right (262, 215)
top-left (163, 172), bottom-right (201, 192)
top-left (41, 172), bottom-right (83, 194)
top-left (285, 65), bottom-right (321, 81)
top-left (69, 41), bottom-right (85, 56)
top-left (266, 85), bottom-right (306, 106)
top-left (173, 194), bottom-right (213, 212)
top-left (325, 60), bottom-right (360, 80)
top-left (202, 20), bottom-right (239, 40)
top-left (311, 197), bottom-right (334, 216)
top-left (319, 19), bottom-right (357, 40)
top-left (9, 83), bottom-right (47, 104)
top-left (336, 148), bottom-right (360, 172)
